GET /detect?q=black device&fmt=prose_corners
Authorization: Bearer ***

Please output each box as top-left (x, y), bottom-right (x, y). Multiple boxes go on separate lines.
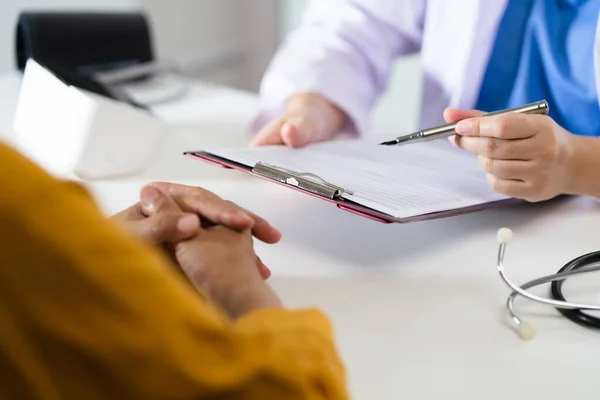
top-left (15, 11), bottom-right (155, 106)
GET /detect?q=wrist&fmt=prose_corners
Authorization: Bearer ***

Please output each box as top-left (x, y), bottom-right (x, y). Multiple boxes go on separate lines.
top-left (227, 282), bottom-right (283, 319)
top-left (563, 134), bottom-right (600, 198)
top-left (200, 275), bottom-right (282, 319)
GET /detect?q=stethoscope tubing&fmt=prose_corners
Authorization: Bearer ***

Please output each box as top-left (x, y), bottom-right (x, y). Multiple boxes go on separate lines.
top-left (499, 244), bottom-right (600, 310)
top-left (550, 251), bottom-right (600, 329)
top-left (496, 228), bottom-right (600, 337)
top-left (506, 260), bottom-right (600, 326)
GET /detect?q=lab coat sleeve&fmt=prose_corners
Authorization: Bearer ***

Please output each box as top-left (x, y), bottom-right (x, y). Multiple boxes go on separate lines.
top-left (257, 0), bottom-right (426, 134)
top-left (0, 141), bottom-right (349, 400)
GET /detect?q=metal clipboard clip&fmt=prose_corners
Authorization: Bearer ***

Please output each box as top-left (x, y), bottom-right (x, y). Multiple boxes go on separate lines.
top-left (252, 162), bottom-right (354, 200)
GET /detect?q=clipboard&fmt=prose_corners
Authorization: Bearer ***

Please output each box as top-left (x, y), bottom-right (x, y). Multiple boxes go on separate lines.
top-left (184, 150), bottom-right (521, 224)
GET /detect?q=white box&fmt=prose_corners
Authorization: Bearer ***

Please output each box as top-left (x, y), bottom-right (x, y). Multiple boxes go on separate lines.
top-left (13, 59), bottom-right (166, 179)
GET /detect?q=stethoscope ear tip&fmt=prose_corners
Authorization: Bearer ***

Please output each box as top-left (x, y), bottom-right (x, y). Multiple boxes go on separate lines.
top-left (518, 322), bottom-right (537, 341)
top-left (497, 227), bottom-right (513, 245)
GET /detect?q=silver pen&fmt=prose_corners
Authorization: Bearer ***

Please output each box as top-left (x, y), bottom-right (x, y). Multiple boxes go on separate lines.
top-left (379, 100), bottom-right (549, 146)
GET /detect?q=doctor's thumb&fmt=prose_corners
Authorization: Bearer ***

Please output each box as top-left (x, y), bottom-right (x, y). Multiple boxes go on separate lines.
top-left (443, 108), bottom-right (485, 124)
top-left (280, 117), bottom-right (322, 148)
top-left (444, 108), bottom-right (485, 147)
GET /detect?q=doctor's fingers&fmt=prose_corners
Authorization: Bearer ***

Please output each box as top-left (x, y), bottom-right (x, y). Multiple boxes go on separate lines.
top-left (455, 113), bottom-right (544, 140)
top-left (280, 113), bottom-right (325, 147)
top-left (485, 175), bottom-right (532, 199)
top-left (250, 118), bottom-right (286, 146)
top-left (454, 135), bottom-right (538, 160)
top-left (251, 113), bottom-right (326, 148)
top-left (476, 156), bottom-right (537, 180)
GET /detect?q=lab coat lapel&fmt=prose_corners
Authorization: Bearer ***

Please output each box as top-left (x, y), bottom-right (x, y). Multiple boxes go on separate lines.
top-left (447, 0), bottom-right (509, 111)
top-left (418, 0), bottom-right (507, 127)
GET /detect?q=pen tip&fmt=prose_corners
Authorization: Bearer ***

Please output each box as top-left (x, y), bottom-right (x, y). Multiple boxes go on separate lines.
top-left (379, 140), bottom-right (397, 146)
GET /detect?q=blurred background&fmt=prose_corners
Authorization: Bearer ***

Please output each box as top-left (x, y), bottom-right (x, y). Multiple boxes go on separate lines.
top-left (0, 0), bottom-right (422, 133)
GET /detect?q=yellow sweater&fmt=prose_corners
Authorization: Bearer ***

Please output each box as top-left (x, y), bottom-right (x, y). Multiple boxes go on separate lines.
top-left (0, 142), bottom-right (348, 400)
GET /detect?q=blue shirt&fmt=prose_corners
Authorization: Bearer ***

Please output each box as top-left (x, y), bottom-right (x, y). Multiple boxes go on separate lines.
top-left (475, 0), bottom-right (600, 136)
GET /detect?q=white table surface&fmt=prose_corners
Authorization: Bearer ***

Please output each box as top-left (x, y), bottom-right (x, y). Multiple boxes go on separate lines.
top-left (2, 72), bottom-right (600, 399)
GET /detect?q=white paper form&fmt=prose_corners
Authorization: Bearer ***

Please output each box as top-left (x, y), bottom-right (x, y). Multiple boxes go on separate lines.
top-left (207, 137), bottom-right (510, 219)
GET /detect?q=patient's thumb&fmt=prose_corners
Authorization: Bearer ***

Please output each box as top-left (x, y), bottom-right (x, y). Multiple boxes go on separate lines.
top-left (138, 213), bottom-right (199, 243)
top-left (140, 186), bottom-right (180, 216)
top-left (137, 186), bottom-right (200, 243)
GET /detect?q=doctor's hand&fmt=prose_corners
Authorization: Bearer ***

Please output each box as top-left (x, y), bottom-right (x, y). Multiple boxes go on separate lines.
top-left (250, 93), bottom-right (346, 147)
top-left (445, 108), bottom-right (575, 202)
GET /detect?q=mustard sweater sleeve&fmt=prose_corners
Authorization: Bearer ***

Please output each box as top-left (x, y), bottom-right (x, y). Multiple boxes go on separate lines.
top-left (0, 142), bottom-right (348, 400)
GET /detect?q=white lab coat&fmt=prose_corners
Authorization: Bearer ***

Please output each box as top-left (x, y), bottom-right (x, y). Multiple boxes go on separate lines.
top-left (258, 0), bottom-right (600, 133)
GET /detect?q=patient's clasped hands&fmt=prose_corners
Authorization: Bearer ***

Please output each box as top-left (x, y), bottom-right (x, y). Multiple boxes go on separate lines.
top-left (111, 182), bottom-right (283, 319)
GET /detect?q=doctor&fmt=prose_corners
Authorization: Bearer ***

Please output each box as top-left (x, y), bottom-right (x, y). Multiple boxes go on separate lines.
top-left (252, 0), bottom-right (600, 203)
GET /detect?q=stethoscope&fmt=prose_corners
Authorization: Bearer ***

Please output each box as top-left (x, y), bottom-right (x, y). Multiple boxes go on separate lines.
top-left (496, 228), bottom-right (600, 340)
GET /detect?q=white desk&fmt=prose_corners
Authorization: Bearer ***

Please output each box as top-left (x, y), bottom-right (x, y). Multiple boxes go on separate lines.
top-left (2, 72), bottom-right (600, 400)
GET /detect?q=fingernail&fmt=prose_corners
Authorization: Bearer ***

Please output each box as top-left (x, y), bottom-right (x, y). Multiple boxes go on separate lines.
top-left (177, 214), bottom-right (198, 232)
top-left (141, 186), bottom-right (160, 207)
top-left (455, 120), bottom-right (473, 135)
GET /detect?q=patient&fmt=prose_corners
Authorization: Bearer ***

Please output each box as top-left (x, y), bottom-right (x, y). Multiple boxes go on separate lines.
top-left (0, 141), bottom-right (348, 399)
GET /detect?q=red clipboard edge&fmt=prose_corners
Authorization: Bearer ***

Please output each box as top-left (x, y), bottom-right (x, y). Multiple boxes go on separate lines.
top-left (184, 151), bottom-right (522, 224)
top-left (185, 151), bottom-right (394, 223)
